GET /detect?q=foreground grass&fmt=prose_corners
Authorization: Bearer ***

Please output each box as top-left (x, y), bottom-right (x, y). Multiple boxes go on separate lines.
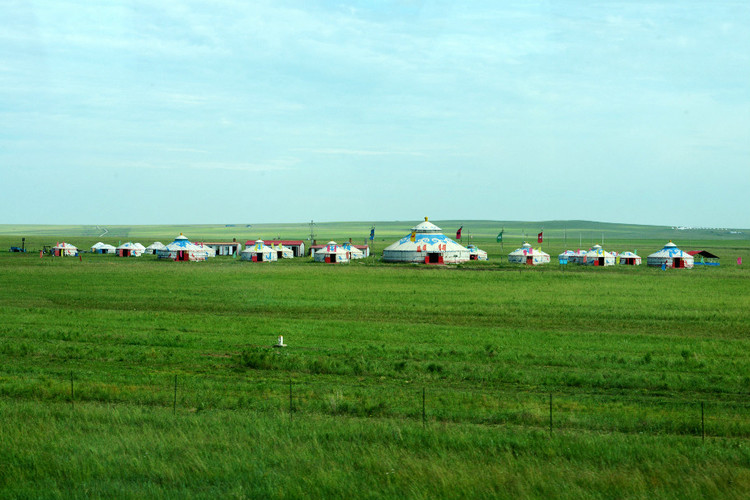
top-left (1, 248), bottom-right (749, 497)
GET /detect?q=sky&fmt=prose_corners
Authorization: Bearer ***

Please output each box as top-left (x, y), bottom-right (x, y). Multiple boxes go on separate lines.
top-left (1, 0), bottom-right (749, 227)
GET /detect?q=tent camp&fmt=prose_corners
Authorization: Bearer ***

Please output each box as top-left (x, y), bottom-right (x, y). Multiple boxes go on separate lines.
top-left (687, 250), bottom-right (720, 266)
top-left (157, 234), bottom-right (208, 262)
top-left (313, 242), bottom-right (350, 264)
top-left (508, 242), bottom-right (550, 265)
top-left (618, 251), bottom-right (642, 266)
top-left (382, 217), bottom-right (471, 264)
top-left (52, 242), bottom-right (78, 257)
top-left (240, 240), bottom-right (278, 262)
top-left (647, 242), bottom-right (694, 269)
top-left (145, 242), bottom-right (167, 255)
top-left (116, 242), bottom-right (144, 257)
top-left (583, 244), bottom-right (615, 266)
top-left (91, 242), bottom-right (116, 254)
top-left (467, 245), bottom-right (488, 261)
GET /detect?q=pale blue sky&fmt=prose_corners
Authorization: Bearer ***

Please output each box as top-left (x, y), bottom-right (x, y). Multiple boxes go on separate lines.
top-left (2, 1), bottom-right (749, 227)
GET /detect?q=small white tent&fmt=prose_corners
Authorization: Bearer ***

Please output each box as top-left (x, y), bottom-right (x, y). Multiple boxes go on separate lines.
top-left (583, 244), bottom-right (615, 266)
top-left (648, 242), bottom-right (694, 269)
top-left (91, 242), bottom-right (116, 254)
top-left (618, 251), bottom-right (641, 266)
top-left (52, 242), bottom-right (78, 257)
top-left (314, 242), bottom-right (350, 263)
top-left (116, 242), bottom-right (144, 257)
top-left (157, 234), bottom-right (208, 262)
top-left (466, 245), bottom-right (488, 261)
top-left (145, 242), bottom-right (167, 255)
top-left (382, 217), bottom-right (470, 264)
top-left (270, 243), bottom-right (294, 259)
top-left (240, 240), bottom-right (278, 262)
top-left (341, 242), bottom-right (365, 259)
top-left (508, 242), bottom-right (550, 265)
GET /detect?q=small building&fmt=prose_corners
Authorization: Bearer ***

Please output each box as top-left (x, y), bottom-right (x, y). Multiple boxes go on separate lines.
top-left (618, 251), bottom-right (642, 266)
top-left (91, 242), bottom-right (116, 254)
top-left (687, 250), bottom-right (720, 266)
top-left (382, 217), bottom-right (470, 264)
top-left (340, 242), bottom-right (366, 259)
top-left (145, 242), bottom-right (167, 255)
top-left (246, 240), bottom-right (305, 257)
top-left (240, 240), bottom-right (278, 262)
top-left (52, 242), bottom-right (78, 257)
top-left (647, 242), bottom-right (694, 269)
top-left (508, 242), bottom-right (550, 265)
top-left (313, 242), bottom-right (350, 264)
top-left (583, 244), bottom-right (615, 266)
top-left (466, 245), bottom-right (488, 261)
top-left (116, 242), bottom-right (144, 257)
top-left (269, 242), bottom-right (294, 259)
top-left (194, 241), bottom-right (241, 256)
top-left (157, 234), bottom-right (208, 262)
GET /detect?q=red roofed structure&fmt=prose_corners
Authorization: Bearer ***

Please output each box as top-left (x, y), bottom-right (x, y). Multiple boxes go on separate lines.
top-left (246, 240), bottom-right (305, 257)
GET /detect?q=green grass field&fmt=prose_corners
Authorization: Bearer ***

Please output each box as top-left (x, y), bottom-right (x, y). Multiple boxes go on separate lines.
top-left (1, 223), bottom-right (749, 499)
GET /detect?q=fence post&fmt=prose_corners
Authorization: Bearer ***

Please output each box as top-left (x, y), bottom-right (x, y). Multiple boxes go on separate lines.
top-left (173, 375), bottom-right (177, 415)
top-left (701, 402), bottom-right (705, 443)
top-left (70, 371), bottom-right (74, 409)
top-left (422, 387), bottom-right (426, 428)
top-left (289, 379), bottom-right (293, 421)
top-left (549, 393), bottom-right (553, 435)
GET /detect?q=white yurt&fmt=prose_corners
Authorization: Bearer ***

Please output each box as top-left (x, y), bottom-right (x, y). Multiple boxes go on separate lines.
top-left (271, 243), bottom-right (294, 259)
top-left (91, 242), bottom-right (116, 254)
top-left (618, 251), bottom-right (642, 266)
top-left (240, 240), bottom-right (278, 262)
top-left (116, 242), bottom-right (144, 257)
top-left (647, 242), bottom-right (694, 269)
top-left (508, 242), bottom-right (550, 265)
top-left (382, 217), bottom-right (470, 264)
top-left (313, 241), bottom-right (350, 264)
top-left (157, 234), bottom-right (208, 262)
top-left (341, 242), bottom-right (365, 259)
top-left (195, 243), bottom-right (216, 258)
top-left (567, 249), bottom-right (588, 264)
top-left (466, 245), bottom-right (488, 261)
top-left (583, 244), bottom-right (615, 266)
top-left (53, 242), bottom-right (78, 257)
top-left (133, 242), bottom-right (146, 254)
top-left (145, 242), bottom-right (167, 255)
top-left (558, 250), bottom-right (576, 264)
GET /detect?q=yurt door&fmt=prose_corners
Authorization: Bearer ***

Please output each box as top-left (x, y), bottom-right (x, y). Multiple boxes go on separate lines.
top-left (428, 253), bottom-right (440, 264)
top-left (526, 256), bottom-right (533, 265)
top-left (598, 257), bottom-right (604, 266)
top-left (674, 258), bottom-right (682, 268)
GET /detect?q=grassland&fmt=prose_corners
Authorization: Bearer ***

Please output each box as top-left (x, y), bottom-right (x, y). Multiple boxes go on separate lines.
top-left (0, 226), bottom-right (749, 499)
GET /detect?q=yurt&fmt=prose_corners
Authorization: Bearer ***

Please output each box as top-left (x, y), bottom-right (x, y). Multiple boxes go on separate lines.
top-left (558, 250), bottom-right (576, 264)
top-left (313, 242), bottom-right (350, 264)
top-left (583, 244), bottom-right (615, 266)
top-left (240, 240), bottom-right (278, 262)
top-left (91, 242), bottom-right (116, 254)
top-left (341, 242), bottom-right (365, 259)
top-left (157, 234), bottom-right (208, 262)
top-left (116, 242), bottom-right (144, 257)
top-left (618, 251), bottom-right (642, 266)
top-left (195, 243), bottom-right (216, 258)
top-left (466, 245), bottom-right (488, 261)
top-left (52, 242), bottom-right (78, 257)
top-left (647, 242), bottom-right (694, 269)
top-left (567, 249), bottom-right (588, 264)
top-left (382, 217), bottom-right (470, 264)
top-left (271, 243), bottom-right (294, 259)
top-left (145, 242), bottom-right (167, 255)
top-left (133, 243), bottom-right (147, 254)
top-left (508, 242), bottom-right (550, 265)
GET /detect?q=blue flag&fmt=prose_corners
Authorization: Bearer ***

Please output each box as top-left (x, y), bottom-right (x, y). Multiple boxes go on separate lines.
top-left (369, 228), bottom-right (375, 241)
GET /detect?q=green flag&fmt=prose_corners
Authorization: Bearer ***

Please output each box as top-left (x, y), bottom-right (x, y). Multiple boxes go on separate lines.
top-left (496, 230), bottom-right (504, 242)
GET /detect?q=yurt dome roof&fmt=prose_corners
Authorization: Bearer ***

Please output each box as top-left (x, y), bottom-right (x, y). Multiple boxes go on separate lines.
top-left (411, 217), bottom-right (442, 233)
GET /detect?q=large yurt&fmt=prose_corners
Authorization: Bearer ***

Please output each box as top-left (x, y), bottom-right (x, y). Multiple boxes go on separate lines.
top-left (52, 242), bottom-right (78, 257)
top-left (647, 242), bottom-right (694, 269)
top-left (466, 245), bottom-right (488, 261)
top-left (341, 242), bottom-right (365, 259)
top-left (313, 242), bottom-right (350, 264)
top-left (583, 244), bottom-right (615, 266)
top-left (240, 240), bottom-right (278, 262)
top-left (116, 242), bottom-right (144, 257)
top-left (145, 242), bottom-right (167, 255)
top-left (382, 217), bottom-right (470, 264)
top-left (91, 242), bottom-right (116, 254)
top-left (508, 242), bottom-right (550, 265)
top-left (157, 234), bottom-right (208, 262)
top-left (618, 251), bottom-right (642, 266)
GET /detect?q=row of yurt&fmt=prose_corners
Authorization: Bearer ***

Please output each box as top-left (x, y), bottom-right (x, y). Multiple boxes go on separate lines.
top-left (508, 242), bottom-right (550, 265)
top-left (382, 218), bottom-right (475, 264)
top-left (91, 242), bottom-right (116, 254)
